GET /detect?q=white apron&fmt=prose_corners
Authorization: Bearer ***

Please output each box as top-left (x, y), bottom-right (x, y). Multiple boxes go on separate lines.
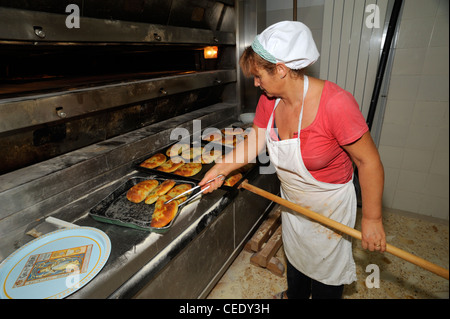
top-left (265, 76), bottom-right (357, 285)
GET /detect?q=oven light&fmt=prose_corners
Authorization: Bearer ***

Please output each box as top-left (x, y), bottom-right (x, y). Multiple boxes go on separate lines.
top-left (204, 46), bottom-right (218, 59)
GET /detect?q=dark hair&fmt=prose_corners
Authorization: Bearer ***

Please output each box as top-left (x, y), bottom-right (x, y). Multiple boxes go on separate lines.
top-left (239, 46), bottom-right (305, 79)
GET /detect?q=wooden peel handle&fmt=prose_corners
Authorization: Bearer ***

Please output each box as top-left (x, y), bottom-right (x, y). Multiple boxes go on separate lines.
top-left (239, 180), bottom-right (449, 280)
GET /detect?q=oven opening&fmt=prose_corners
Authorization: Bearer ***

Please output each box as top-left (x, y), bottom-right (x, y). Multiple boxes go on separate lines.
top-left (0, 44), bottom-right (221, 99)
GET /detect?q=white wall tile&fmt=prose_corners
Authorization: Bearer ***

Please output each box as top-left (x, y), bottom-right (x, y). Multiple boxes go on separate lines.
top-left (371, 0), bottom-right (447, 218)
top-left (430, 15), bottom-right (449, 47)
top-left (391, 48), bottom-right (427, 75)
top-left (386, 75), bottom-right (421, 100)
top-left (424, 173), bottom-right (449, 198)
top-left (405, 125), bottom-right (440, 151)
top-left (401, 0), bottom-right (440, 19)
top-left (383, 100), bottom-right (414, 126)
top-left (418, 194), bottom-right (449, 219)
top-left (401, 148), bottom-right (434, 172)
top-left (384, 166), bottom-right (400, 187)
top-left (412, 101), bottom-right (448, 126)
top-left (437, 0), bottom-right (449, 17)
top-left (436, 124), bottom-right (450, 148)
top-left (422, 46), bottom-right (449, 75)
top-left (397, 169), bottom-right (428, 193)
top-left (417, 75), bottom-right (449, 101)
top-left (382, 186), bottom-right (396, 208)
top-left (379, 145), bottom-right (404, 168)
top-left (396, 18), bottom-right (435, 49)
top-left (379, 123), bottom-right (409, 148)
top-left (392, 190), bottom-right (422, 213)
top-left (430, 150), bottom-right (449, 176)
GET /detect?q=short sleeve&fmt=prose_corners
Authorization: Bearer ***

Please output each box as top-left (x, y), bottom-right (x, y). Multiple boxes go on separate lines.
top-left (253, 94), bottom-right (276, 129)
top-left (325, 90), bottom-right (369, 146)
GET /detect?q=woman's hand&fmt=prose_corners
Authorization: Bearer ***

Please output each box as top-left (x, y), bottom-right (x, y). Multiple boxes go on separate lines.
top-left (361, 216), bottom-right (386, 252)
top-left (198, 165), bottom-right (227, 194)
top-left (199, 125), bottom-right (266, 194)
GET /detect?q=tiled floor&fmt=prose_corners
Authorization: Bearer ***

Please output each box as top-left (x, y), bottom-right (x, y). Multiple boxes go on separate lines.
top-left (207, 206), bottom-right (449, 299)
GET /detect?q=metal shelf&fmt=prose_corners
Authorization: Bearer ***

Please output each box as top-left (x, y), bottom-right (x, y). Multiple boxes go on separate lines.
top-left (0, 7), bottom-right (235, 45)
top-left (0, 69), bottom-right (236, 134)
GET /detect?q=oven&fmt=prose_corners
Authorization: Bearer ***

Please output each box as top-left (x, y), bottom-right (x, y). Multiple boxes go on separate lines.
top-left (0, 0), bottom-right (278, 298)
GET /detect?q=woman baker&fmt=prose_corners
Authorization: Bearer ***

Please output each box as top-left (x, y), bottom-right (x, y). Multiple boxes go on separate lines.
top-left (199, 21), bottom-right (386, 299)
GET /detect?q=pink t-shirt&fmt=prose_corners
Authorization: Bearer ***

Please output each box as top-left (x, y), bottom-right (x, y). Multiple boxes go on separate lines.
top-left (253, 81), bottom-right (368, 184)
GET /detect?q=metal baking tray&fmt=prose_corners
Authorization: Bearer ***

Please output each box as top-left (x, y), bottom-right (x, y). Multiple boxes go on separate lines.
top-left (200, 126), bottom-right (251, 150)
top-left (135, 129), bottom-right (262, 191)
top-left (89, 176), bottom-right (198, 233)
top-left (135, 140), bottom-right (231, 183)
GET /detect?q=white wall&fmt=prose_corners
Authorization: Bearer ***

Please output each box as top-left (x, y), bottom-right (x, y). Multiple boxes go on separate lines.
top-left (379, 0), bottom-right (449, 219)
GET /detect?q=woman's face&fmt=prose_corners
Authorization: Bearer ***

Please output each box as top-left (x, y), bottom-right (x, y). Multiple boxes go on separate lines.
top-left (252, 65), bottom-right (281, 98)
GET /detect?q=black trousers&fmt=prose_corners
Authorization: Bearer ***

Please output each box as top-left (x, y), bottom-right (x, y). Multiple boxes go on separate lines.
top-left (286, 259), bottom-right (344, 299)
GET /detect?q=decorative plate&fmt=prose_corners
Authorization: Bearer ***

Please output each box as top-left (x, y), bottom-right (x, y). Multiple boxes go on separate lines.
top-left (0, 227), bottom-right (111, 299)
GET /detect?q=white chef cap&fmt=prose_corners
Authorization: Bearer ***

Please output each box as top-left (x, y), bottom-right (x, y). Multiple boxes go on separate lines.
top-left (251, 21), bottom-right (320, 70)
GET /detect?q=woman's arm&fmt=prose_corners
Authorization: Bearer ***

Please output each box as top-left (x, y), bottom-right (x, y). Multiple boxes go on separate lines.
top-left (343, 131), bottom-right (386, 252)
top-left (199, 125), bottom-right (267, 193)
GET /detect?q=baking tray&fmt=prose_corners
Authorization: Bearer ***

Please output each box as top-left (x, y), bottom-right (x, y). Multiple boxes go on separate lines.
top-left (201, 126), bottom-right (251, 150)
top-left (89, 176), bottom-right (197, 233)
top-left (135, 140), bottom-right (232, 183)
top-left (135, 128), bottom-right (261, 190)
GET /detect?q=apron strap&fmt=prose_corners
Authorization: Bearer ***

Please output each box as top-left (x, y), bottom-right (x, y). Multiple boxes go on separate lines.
top-left (297, 75), bottom-right (309, 136)
top-left (267, 75), bottom-right (309, 138)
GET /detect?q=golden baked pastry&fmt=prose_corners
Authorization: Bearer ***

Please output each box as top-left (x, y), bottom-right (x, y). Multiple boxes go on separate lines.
top-left (156, 157), bottom-right (186, 173)
top-left (139, 153), bottom-right (167, 169)
top-left (223, 134), bottom-right (247, 147)
top-left (222, 135), bottom-right (235, 145)
top-left (126, 179), bottom-right (159, 203)
top-left (180, 147), bottom-right (203, 160)
top-left (167, 184), bottom-right (193, 204)
top-left (150, 195), bottom-right (178, 228)
top-left (202, 131), bottom-right (223, 142)
top-left (224, 173), bottom-right (243, 187)
top-left (166, 143), bottom-right (190, 157)
top-left (173, 162), bottom-right (202, 177)
top-left (200, 150), bottom-right (222, 164)
top-left (144, 179), bottom-right (176, 204)
top-left (221, 128), bottom-right (245, 136)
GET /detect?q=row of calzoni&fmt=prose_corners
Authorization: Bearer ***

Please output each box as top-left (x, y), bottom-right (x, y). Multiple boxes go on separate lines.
top-left (126, 179), bottom-right (192, 228)
top-left (139, 128), bottom-right (249, 177)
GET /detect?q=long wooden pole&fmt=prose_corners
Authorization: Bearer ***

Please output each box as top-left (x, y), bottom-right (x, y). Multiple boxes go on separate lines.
top-left (239, 180), bottom-right (449, 280)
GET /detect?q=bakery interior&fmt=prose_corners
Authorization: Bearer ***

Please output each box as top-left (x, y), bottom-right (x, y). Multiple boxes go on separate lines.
top-left (0, 0), bottom-right (448, 300)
